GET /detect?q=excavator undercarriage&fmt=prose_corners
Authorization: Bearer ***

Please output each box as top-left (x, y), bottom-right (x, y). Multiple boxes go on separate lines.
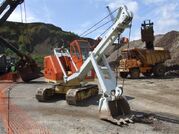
top-left (36, 83), bottom-right (99, 105)
top-left (36, 83), bottom-right (133, 126)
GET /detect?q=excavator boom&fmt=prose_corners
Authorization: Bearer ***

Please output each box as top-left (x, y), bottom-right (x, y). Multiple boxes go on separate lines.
top-left (0, 0), bottom-right (24, 24)
top-left (67, 5), bottom-right (133, 125)
top-left (67, 5), bottom-right (132, 83)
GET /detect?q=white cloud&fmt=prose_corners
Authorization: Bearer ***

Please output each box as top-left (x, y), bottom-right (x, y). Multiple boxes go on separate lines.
top-left (6, 0), bottom-right (51, 23)
top-left (154, 3), bottom-right (179, 34)
top-left (7, 6), bottom-right (39, 23)
top-left (106, 0), bottom-right (139, 14)
top-left (131, 30), bottom-right (140, 40)
top-left (84, 0), bottom-right (139, 39)
top-left (73, 21), bottom-right (92, 36)
top-left (143, 0), bottom-right (167, 4)
top-left (81, 21), bottom-right (92, 29)
top-left (89, 0), bottom-right (138, 14)
top-left (41, 0), bottom-right (52, 23)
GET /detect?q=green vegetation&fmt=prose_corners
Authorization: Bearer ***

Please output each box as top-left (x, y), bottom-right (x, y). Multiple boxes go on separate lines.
top-left (32, 55), bottom-right (44, 69)
top-left (4, 48), bottom-right (14, 56)
top-left (0, 22), bottom-right (83, 70)
top-left (0, 21), bottom-right (79, 56)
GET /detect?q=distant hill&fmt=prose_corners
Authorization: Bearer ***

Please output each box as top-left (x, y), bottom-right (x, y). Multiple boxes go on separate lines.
top-left (0, 21), bottom-right (79, 55)
top-left (155, 31), bottom-right (179, 66)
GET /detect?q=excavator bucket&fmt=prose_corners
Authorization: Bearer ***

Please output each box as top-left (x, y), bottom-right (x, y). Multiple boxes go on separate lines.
top-left (18, 65), bottom-right (41, 82)
top-left (99, 96), bottom-right (133, 125)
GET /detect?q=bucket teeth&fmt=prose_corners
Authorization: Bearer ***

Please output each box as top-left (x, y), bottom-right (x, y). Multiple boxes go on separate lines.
top-left (125, 118), bottom-right (133, 123)
top-left (118, 119), bottom-right (127, 125)
top-left (105, 117), bottom-right (133, 126)
top-left (99, 96), bottom-right (133, 126)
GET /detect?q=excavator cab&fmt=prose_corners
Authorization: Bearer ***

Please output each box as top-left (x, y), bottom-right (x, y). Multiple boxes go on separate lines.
top-left (70, 40), bottom-right (95, 80)
top-left (70, 40), bottom-right (91, 69)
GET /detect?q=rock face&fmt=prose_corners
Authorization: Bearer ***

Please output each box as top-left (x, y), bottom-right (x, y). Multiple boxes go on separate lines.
top-left (155, 31), bottom-right (179, 66)
top-left (107, 31), bottom-right (179, 67)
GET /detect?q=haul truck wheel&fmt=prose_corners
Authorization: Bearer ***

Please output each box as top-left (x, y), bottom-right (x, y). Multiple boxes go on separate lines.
top-left (142, 72), bottom-right (152, 77)
top-left (153, 64), bottom-right (166, 77)
top-left (120, 72), bottom-right (128, 78)
top-left (130, 68), bottom-right (140, 79)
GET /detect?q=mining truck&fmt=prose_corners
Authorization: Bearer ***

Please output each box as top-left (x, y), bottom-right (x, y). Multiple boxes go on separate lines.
top-left (119, 20), bottom-right (171, 78)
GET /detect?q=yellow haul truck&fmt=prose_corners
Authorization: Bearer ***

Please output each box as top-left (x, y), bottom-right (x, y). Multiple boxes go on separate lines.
top-left (119, 20), bottom-right (171, 78)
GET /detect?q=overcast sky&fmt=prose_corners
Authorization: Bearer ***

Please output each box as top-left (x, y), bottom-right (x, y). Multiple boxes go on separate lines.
top-left (5, 0), bottom-right (179, 40)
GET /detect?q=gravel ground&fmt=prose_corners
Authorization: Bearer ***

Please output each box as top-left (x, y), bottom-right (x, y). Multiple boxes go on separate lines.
top-left (0, 77), bottom-right (179, 134)
top-left (0, 121), bottom-right (5, 134)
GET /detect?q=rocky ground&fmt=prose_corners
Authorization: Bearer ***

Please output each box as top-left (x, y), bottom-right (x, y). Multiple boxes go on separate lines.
top-left (0, 77), bottom-right (179, 134)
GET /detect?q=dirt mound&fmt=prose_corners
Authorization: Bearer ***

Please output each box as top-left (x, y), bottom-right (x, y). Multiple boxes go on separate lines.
top-left (155, 31), bottom-right (179, 49)
top-left (155, 31), bottom-right (179, 66)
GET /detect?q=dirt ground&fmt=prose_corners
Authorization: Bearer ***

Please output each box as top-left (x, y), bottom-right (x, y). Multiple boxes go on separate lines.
top-left (0, 77), bottom-right (179, 134)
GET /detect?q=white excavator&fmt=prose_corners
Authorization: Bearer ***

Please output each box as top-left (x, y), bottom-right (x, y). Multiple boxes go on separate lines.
top-left (36, 5), bottom-right (133, 125)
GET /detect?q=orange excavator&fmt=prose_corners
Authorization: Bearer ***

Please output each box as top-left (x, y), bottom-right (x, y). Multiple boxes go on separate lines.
top-left (37, 39), bottom-right (97, 103)
top-left (36, 5), bottom-right (134, 125)
top-left (0, 0), bottom-right (42, 82)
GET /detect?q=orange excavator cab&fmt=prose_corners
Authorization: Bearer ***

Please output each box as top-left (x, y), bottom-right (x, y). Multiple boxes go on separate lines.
top-left (44, 39), bottom-right (95, 82)
top-left (70, 40), bottom-right (91, 68)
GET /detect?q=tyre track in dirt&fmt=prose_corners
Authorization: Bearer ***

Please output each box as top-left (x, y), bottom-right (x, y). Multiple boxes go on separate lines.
top-left (123, 78), bottom-right (179, 117)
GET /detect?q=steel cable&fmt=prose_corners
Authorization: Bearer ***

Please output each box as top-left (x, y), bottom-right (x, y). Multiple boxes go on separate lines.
top-left (80, 7), bottom-right (119, 37)
top-left (82, 20), bottom-right (112, 37)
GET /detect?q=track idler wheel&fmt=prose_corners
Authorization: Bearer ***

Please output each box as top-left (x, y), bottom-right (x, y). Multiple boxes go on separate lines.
top-left (36, 86), bottom-right (55, 102)
top-left (99, 96), bottom-right (133, 125)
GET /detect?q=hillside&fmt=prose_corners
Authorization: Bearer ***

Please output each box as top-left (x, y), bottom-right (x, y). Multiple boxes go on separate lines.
top-left (155, 31), bottom-right (179, 66)
top-left (0, 21), bottom-right (79, 55)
